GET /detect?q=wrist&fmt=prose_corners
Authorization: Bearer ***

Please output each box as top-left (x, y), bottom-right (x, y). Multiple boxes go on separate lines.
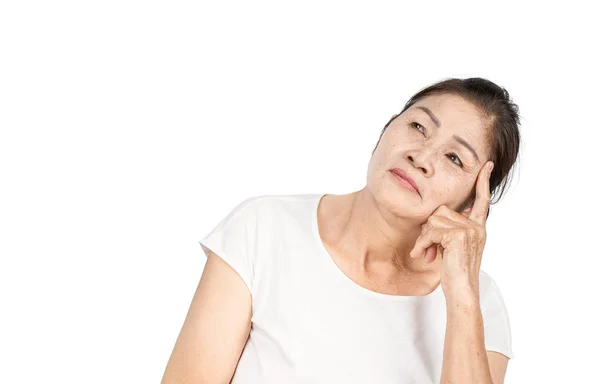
top-left (444, 284), bottom-right (480, 307)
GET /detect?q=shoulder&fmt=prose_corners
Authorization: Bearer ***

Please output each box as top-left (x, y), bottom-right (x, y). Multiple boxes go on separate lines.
top-left (478, 269), bottom-right (511, 322)
top-left (228, 193), bottom-right (321, 220)
top-left (206, 193), bottom-right (320, 240)
top-left (478, 270), bottom-right (506, 304)
top-left (478, 269), bottom-right (498, 295)
top-left (478, 270), bottom-right (509, 299)
top-left (478, 270), bottom-right (515, 359)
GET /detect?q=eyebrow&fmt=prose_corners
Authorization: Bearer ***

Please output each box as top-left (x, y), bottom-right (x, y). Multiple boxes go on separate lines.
top-left (415, 106), bottom-right (481, 164)
top-left (416, 106), bottom-right (440, 127)
top-left (453, 135), bottom-right (480, 164)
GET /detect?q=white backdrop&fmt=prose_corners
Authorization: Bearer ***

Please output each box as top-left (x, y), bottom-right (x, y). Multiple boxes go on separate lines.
top-left (1, 1), bottom-right (598, 383)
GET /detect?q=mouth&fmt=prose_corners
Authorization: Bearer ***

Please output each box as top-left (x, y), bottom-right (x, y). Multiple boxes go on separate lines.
top-left (390, 168), bottom-right (420, 196)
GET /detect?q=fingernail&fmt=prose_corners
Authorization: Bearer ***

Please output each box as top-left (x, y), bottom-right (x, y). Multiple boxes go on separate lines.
top-left (488, 162), bottom-right (494, 172)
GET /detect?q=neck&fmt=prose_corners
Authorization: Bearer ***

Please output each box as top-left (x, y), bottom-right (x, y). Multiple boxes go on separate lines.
top-left (325, 189), bottom-right (438, 273)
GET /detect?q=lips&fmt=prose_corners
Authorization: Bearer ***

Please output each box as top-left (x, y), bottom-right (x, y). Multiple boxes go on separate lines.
top-left (390, 168), bottom-right (420, 195)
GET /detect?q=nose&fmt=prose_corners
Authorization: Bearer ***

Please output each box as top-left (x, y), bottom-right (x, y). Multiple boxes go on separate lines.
top-left (405, 149), bottom-right (434, 176)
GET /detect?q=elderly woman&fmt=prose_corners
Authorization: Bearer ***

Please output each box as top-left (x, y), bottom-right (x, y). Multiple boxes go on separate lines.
top-left (162, 77), bottom-right (520, 384)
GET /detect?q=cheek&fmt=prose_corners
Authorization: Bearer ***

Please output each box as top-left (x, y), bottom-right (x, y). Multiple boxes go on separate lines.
top-left (431, 177), bottom-right (472, 204)
top-left (388, 124), bottom-right (420, 144)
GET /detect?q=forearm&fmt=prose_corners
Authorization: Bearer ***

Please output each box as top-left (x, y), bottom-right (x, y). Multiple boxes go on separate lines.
top-left (440, 290), bottom-right (493, 384)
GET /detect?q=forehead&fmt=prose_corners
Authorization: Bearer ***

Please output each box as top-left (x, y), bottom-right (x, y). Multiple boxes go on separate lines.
top-left (410, 94), bottom-right (483, 127)
top-left (407, 93), bottom-right (490, 156)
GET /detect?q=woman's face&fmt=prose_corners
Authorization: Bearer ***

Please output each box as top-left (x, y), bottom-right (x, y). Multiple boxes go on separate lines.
top-left (367, 93), bottom-right (491, 220)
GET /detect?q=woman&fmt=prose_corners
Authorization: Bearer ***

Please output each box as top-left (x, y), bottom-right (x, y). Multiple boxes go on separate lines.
top-left (162, 77), bottom-right (521, 384)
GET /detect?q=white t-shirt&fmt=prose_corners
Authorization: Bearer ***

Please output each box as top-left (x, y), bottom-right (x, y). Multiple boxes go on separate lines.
top-left (199, 193), bottom-right (514, 384)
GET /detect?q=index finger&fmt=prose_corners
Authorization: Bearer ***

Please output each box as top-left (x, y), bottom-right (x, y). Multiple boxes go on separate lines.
top-left (469, 161), bottom-right (494, 225)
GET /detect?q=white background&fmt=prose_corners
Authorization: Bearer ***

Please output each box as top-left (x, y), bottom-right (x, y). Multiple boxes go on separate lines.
top-left (1, 1), bottom-right (598, 383)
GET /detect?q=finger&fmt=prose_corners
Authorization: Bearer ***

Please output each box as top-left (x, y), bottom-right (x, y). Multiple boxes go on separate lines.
top-left (469, 161), bottom-right (494, 225)
top-left (424, 244), bottom-right (439, 263)
top-left (424, 244), bottom-right (444, 264)
top-left (410, 228), bottom-right (444, 259)
top-left (461, 207), bottom-right (472, 218)
top-left (410, 216), bottom-right (458, 260)
top-left (427, 213), bottom-right (466, 229)
top-left (433, 204), bottom-right (472, 224)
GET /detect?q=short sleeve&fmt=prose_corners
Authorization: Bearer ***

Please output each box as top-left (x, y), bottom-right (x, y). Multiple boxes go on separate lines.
top-left (198, 197), bottom-right (260, 294)
top-left (480, 274), bottom-right (515, 359)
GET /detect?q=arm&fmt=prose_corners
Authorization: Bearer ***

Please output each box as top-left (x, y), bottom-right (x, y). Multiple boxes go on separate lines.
top-left (161, 250), bottom-right (252, 384)
top-left (487, 351), bottom-right (509, 384)
top-left (409, 163), bottom-right (510, 383)
top-left (440, 292), bottom-right (508, 384)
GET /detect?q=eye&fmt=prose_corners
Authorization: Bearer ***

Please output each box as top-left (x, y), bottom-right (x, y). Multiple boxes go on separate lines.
top-left (447, 153), bottom-right (463, 168)
top-left (410, 122), bottom-right (463, 168)
top-left (411, 122), bottom-right (426, 135)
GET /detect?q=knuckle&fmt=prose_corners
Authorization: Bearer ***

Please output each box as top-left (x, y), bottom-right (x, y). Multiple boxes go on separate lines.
top-left (455, 229), bottom-right (468, 240)
top-left (467, 227), bottom-right (478, 238)
top-left (434, 205), bottom-right (447, 215)
top-left (427, 215), bottom-right (439, 226)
